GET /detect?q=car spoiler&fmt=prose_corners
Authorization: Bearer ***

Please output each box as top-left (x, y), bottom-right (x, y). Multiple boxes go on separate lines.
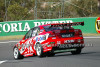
top-left (50, 21), bottom-right (84, 27)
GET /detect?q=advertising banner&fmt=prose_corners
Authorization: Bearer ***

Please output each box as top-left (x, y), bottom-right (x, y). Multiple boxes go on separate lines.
top-left (0, 17), bottom-right (98, 36)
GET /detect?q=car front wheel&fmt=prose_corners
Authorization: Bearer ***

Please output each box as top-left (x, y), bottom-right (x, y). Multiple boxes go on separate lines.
top-left (36, 43), bottom-right (43, 57)
top-left (13, 47), bottom-right (23, 59)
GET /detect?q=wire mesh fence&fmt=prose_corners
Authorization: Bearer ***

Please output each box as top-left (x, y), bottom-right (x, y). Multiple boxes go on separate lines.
top-left (34, 0), bottom-right (64, 19)
top-left (34, 0), bottom-right (99, 20)
top-left (0, 0), bottom-right (99, 22)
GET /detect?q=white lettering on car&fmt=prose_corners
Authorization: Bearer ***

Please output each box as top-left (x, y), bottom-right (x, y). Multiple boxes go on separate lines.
top-left (64, 40), bottom-right (74, 43)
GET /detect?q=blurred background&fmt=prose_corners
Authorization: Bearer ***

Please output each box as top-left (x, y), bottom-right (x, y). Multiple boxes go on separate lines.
top-left (0, 0), bottom-right (100, 22)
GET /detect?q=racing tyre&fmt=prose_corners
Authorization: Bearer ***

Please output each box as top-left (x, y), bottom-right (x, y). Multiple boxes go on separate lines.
top-left (47, 51), bottom-right (55, 57)
top-left (36, 43), bottom-right (44, 57)
top-left (71, 48), bottom-right (82, 55)
top-left (47, 53), bottom-right (55, 57)
top-left (13, 47), bottom-right (24, 60)
top-left (50, 53), bottom-right (55, 57)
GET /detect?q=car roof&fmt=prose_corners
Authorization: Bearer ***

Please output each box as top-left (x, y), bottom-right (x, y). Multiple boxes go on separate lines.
top-left (38, 24), bottom-right (50, 27)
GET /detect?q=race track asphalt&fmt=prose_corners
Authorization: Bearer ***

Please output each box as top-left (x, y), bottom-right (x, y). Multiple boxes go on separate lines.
top-left (0, 38), bottom-right (100, 67)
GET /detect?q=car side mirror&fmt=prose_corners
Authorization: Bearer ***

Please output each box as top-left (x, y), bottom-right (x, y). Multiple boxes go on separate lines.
top-left (40, 29), bottom-right (45, 33)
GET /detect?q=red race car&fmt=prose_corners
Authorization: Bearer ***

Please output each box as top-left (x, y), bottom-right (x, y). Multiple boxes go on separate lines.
top-left (13, 22), bottom-right (84, 59)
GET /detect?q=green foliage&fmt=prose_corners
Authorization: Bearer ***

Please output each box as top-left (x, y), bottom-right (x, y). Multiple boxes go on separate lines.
top-left (0, 0), bottom-right (99, 21)
top-left (7, 3), bottom-right (28, 21)
top-left (0, 0), bottom-right (5, 22)
top-left (71, 0), bottom-right (98, 17)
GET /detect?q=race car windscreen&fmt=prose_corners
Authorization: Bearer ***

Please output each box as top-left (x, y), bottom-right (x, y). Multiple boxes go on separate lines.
top-left (43, 26), bottom-right (72, 32)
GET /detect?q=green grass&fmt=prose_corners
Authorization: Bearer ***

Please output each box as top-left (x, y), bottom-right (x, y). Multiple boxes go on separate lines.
top-left (0, 33), bottom-right (100, 40)
top-left (83, 33), bottom-right (100, 36)
top-left (0, 35), bottom-right (24, 40)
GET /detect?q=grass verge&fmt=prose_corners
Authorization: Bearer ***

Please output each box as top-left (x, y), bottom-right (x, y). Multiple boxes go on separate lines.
top-left (0, 33), bottom-right (100, 40)
top-left (0, 35), bottom-right (24, 40)
top-left (83, 33), bottom-right (100, 36)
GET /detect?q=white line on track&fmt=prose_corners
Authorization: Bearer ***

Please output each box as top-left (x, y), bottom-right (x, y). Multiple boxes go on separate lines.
top-left (0, 37), bottom-right (100, 44)
top-left (0, 41), bottom-right (19, 44)
top-left (0, 60), bottom-right (7, 64)
top-left (84, 37), bottom-right (100, 38)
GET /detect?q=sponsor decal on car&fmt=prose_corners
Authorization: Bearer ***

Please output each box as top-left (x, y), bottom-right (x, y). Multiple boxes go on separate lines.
top-left (64, 40), bottom-right (74, 43)
top-left (57, 41), bottom-right (61, 44)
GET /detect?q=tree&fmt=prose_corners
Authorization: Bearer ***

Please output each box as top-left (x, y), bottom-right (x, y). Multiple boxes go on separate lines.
top-left (0, 0), bottom-right (99, 21)
top-left (0, 0), bottom-right (5, 22)
top-left (71, 0), bottom-right (98, 17)
top-left (0, 0), bottom-right (35, 21)
top-left (7, 3), bottom-right (28, 21)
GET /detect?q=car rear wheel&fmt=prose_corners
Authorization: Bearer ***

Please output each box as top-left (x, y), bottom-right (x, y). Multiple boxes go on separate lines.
top-left (71, 48), bottom-right (82, 55)
top-left (46, 51), bottom-right (55, 57)
top-left (13, 47), bottom-right (23, 59)
top-left (36, 43), bottom-right (43, 57)
top-left (49, 53), bottom-right (55, 56)
top-left (47, 52), bottom-right (55, 57)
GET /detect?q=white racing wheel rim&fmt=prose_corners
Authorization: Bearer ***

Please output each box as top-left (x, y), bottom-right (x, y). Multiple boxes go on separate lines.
top-left (14, 48), bottom-right (18, 59)
top-left (36, 44), bottom-right (41, 56)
